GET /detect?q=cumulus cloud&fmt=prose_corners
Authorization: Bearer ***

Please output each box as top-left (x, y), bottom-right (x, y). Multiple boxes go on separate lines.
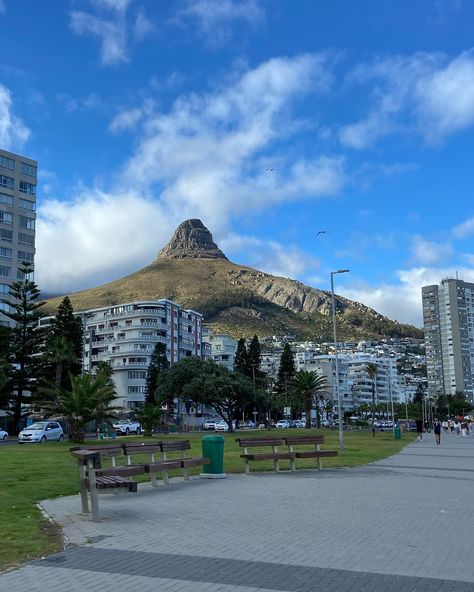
top-left (70, 0), bottom-right (153, 66)
top-left (174, 0), bottom-right (264, 46)
top-left (340, 49), bottom-right (474, 148)
top-left (109, 98), bottom-right (155, 133)
top-left (342, 266), bottom-right (474, 327)
top-left (36, 54), bottom-right (344, 293)
top-left (411, 235), bottom-right (453, 265)
top-left (0, 83), bottom-right (30, 150)
top-left (452, 215), bottom-right (474, 239)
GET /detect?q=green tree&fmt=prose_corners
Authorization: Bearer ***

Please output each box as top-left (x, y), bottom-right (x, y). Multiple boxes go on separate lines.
top-left (95, 360), bottom-right (114, 381)
top-left (145, 342), bottom-right (169, 406)
top-left (44, 297), bottom-right (83, 389)
top-left (290, 370), bottom-right (328, 429)
top-left (248, 334), bottom-right (262, 382)
top-left (1, 263), bottom-right (46, 434)
top-left (366, 363), bottom-right (377, 438)
top-left (234, 338), bottom-right (249, 376)
top-left (273, 343), bottom-right (296, 415)
top-left (134, 403), bottom-right (163, 437)
top-left (42, 371), bottom-right (119, 443)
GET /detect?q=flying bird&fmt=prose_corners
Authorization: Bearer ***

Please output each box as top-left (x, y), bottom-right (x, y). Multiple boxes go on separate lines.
top-left (316, 230), bottom-right (328, 236)
top-left (265, 168), bottom-right (279, 171)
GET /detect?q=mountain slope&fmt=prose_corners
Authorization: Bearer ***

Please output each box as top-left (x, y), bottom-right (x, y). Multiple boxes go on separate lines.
top-left (44, 219), bottom-right (422, 340)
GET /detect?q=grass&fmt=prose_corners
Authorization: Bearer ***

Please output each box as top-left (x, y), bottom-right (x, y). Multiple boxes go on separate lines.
top-left (0, 428), bottom-right (415, 571)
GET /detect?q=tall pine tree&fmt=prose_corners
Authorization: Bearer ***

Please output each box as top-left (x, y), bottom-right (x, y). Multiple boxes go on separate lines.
top-left (275, 343), bottom-right (296, 393)
top-left (145, 342), bottom-right (169, 405)
top-left (1, 263), bottom-right (45, 434)
top-left (247, 335), bottom-right (262, 383)
top-left (234, 337), bottom-right (249, 376)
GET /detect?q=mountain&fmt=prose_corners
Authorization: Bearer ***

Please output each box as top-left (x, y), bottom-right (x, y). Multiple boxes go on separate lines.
top-left (43, 219), bottom-right (422, 340)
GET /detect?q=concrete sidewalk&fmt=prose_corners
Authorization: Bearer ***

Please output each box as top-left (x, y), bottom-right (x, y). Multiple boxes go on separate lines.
top-left (2, 431), bottom-right (474, 591)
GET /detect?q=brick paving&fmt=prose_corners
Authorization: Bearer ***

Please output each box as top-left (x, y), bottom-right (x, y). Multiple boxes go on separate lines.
top-left (2, 431), bottom-right (474, 591)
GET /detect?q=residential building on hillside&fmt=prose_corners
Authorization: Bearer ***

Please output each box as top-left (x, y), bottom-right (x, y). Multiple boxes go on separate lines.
top-left (202, 328), bottom-right (237, 371)
top-left (41, 300), bottom-right (203, 410)
top-left (422, 279), bottom-right (474, 401)
top-left (0, 148), bottom-right (37, 327)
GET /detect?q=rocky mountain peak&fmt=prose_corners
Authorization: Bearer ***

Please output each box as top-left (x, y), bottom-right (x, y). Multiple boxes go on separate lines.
top-left (157, 219), bottom-right (228, 261)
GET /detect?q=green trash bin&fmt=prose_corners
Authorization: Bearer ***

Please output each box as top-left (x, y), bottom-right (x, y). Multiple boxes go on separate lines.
top-left (201, 435), bottom-right (226, 479)
top-left (394, 425), bottom-right (401, 440)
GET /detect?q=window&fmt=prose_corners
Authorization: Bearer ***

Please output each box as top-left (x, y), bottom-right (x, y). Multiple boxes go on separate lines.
top-left (0, 193), bottom-right (13, 206)
top-left (0, 211), bottom-right (13, 225)
top-left (17, 250), bottom-right (34, 262)
top-left (0, 247), bottom-right (12, 259)
top-left (0, 229), bottom-right (12, 243)
top-left (0, 302), bottom-right (12, 313)
top-left (0, 283), bottom-right (10, 294)
top-left (18, 232), bottom-right (34, 246)
top-left (0, 155), bottom-right (15, 171)
top-left (128, 370), bottom-right (147, 379)
top-left (20, 162), bottom-right (37, 178)
top-left (0, 175), bottom-right (14, 189)
top-left (128, 385), bottom-right (146, 394)
top-left (19, 181), bottom-right (36, 195)
top-left (19, 198), bottom-right (36, 211)
top-left (19, 216), bottom-right (35, 230)
top-left (0, 266), bottom-right (10, 278)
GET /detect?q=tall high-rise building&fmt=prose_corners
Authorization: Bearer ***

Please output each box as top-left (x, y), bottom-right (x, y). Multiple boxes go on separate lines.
top-left (422, 279), bottom-right (474, 401)
top-left (0, 148), bottom-right (37, 327)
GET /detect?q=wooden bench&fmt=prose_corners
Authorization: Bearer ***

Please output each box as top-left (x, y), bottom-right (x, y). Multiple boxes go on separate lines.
top-left (122, 442), bottom-right (182, 486)
top-left (160, 440), bottom-right (210, 480)
top-left (235, 437), bottom-right (295, 474)
top-left (70, 447), bottom-right (145, 522)
top-left (284, 436), bottom-right (338, 470)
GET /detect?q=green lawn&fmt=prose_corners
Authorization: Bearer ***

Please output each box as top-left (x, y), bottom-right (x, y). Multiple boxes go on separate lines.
top-left (0, 429), bottom-right (415, 571)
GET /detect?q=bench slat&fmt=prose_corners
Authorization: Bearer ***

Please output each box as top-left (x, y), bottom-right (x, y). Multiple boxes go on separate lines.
top-left (241, 452), bottom-right (294, 461)
top-left (284, 436), bottom-right (325, 445)
top-left (236, 438), bottom-right (285, 447)
top-left (181, 457), bottom-right (210, 468)
top-left (294, 450), bottom-right (338, 459)
top-left (145, 460), bottom-right (182, 472)
top-left (160, 441), bottom-right (191, 452)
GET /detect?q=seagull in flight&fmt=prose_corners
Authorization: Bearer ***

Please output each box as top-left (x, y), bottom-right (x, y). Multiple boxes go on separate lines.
top-left (316, 230), bottom-right (328, 236)
top-left (265, 168), bottom-right (279, 171)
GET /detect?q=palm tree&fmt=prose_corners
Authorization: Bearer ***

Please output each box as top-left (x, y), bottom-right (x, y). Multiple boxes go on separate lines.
top-left (290, 370), bottom-right (328, 429)
top-left (48, 334), bottom-right (75, 387)
top-left (134, 403), bottom-right (163, 437)
top-left (43, 371), bottom-right (119, 443)
top-left (366, 363), bottom-right (377, 438)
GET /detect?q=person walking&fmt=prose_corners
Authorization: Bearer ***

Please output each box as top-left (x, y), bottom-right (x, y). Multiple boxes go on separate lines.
top-left (433, 418), bottom-right (441, 445)
top-left (442, 420), bottom-right (448, 433)
top-left (416, 418), bottom-right (423, 441)
top-left (454, 419), bottom-right (461, 437)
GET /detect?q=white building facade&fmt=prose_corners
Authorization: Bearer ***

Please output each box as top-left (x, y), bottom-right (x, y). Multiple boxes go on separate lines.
top-left (202, 328), bottom-right (237, 371)
top-left (80, 300), bottom-right (203, 409)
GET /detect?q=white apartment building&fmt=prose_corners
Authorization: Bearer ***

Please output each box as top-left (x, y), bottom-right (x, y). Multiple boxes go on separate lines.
top-left (80, 300), bottom-right (203, 409)
top-left (202, 328), bottom-right (237, 371)
top-left (423, 279), bottom-right (474, 401)
top-left (0, 148), bottom-right (37, 326)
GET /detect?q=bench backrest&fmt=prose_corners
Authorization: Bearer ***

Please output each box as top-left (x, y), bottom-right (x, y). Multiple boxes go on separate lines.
top-left (69, 445), bottom-right (124, 469)
top-left (236, 438), bottom-right (285, 448)
top-left (160, 440), bottom-right (191, 452)
top-left (122, 442), bottom-right (162, 456)
top-left (284, 436), bottom-right (325, 446)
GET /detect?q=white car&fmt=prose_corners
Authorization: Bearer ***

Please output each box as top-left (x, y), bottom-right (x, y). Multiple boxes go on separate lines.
top-left (18, 421), bottom-right (64, 444)
top-left (202, 419), bottom-right (219, 431)
top-left (0, 428), bottom-right (8, 440)
top-left (215, 420), bottom-right (234, 432)
top-left (276, 419), bottom-right (290, 429)
top-left (112, 419), bottom-right (141, 435)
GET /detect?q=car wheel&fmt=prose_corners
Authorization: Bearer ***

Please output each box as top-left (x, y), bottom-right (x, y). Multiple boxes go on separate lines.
top-left (40, 436), bottom-right (46, 443)
top-left (125, 428), bottom-right (129, 435)
top-left (2, 435), bottom-right (6, 440)
top-left (58, 434), bottom-right (64, 442)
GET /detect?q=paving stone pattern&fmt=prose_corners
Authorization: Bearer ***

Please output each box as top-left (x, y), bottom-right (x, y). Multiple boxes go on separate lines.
top-left (2, 432), bottom-right (474, 591)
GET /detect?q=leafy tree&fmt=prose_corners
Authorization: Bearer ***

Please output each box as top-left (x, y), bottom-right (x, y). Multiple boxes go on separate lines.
top-left (290, 370), bottom-right (328, 429)
top-left (234, 338), bottom-right (249, 376)
top-left (273, 343), bottom-right (296, 415)
top-left (41, 370), bottom-right (119, 443)
top-left (1, 263), bottom-right (46, 434)
top-left (134, 403), bottom-right (163, 437)
top-left (145, 342), bottom-right (169, 406)
top-left (44, 297), bottom-right (83, 389)
top-left (95, 360), bottom-right (114, 381)
top-left (248, 334), bottom-right (262, 382)
top-left (366, 363), bottom-right (377, 437)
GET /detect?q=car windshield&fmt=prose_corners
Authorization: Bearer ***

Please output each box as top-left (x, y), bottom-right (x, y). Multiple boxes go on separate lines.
top-left (26, 423), bottom-right (47, 430)
top-left (115, 420), bottom-right (128, 425)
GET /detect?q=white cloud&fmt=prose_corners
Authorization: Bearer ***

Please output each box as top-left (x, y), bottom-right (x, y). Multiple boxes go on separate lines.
top-left (0, 84), bottom-right (30, 150)
top-left (70, 0), bottom-right (152, 66)
top-left (37, 54), bottom-right (344, 293)
top-left (174, 0), bottom-right (264, 46)
top-left (342, 266), bottom-right (474, 327)
top-left (340, 49), bottom-right (474, 148)
top-left (0, 1), bottom-right (5, 14)
top-left (57, 92), bottom-right (102, 113)
top-left (452, 215), bottom-right (474, 239)
top-left (109, 98), bottom-right (155, 133)
top-left (411, 235), bottom-right (453, 265)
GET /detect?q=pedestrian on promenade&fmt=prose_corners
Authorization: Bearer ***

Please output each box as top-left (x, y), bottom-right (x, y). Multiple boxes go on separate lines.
top-left (433, 418), bottom-right (441, 445)
top-left (416, 418), bottom-right (423, 441)
top-left (442, 420), bottom-right (448, 433)
top-left (454, 419), bottom-right (461, 437)
top-left (461, 422), bottom-right (468, 437)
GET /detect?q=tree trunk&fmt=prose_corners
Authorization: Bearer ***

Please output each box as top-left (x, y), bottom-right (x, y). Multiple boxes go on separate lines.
top-left (305, 396), bottom-right (311, 429)
top-left (70, 422), bottom-right (85, 443)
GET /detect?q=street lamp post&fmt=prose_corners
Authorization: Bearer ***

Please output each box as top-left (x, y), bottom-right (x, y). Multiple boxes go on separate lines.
top-left (330, 269), bottom-right (350, 454)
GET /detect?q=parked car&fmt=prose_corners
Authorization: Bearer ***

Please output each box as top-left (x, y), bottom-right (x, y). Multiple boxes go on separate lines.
top-left (276, 419), bottom-right (290, 429)
top-left (112, 419), bottom-right (141, 435)
top-left (293, 419), bottom-right (306, 428)
top-left (215, 420), bottom-right (230, 432)
top-left (18, 421), bottom-right (64, 444)
top-left (202, 419), bottom-right (219, 431)
top-left (0, 428), bottom-right (8, 440)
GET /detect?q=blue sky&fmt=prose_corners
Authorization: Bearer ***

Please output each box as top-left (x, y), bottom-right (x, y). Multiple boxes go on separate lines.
top-left (1, 0), bottom-right (474, 326)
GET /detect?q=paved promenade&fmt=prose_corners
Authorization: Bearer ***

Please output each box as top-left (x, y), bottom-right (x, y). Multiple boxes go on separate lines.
top-left (3, 432), bottom-right (474, 591)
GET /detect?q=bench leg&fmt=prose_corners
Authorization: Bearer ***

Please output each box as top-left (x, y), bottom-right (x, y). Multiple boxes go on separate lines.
top-left (77, 464), bottom-right (89, 513)
top-left (290, 457), bottom-right (296, 472)
top-left (150, 472), bottom-right (157, 487)
top-left (163, 470), bottom-right (170, 485)
top-left (317, 444), bottom-right (322, 470)
top-left (183, 468), bottom-right (189, 481)
top-left (90, 487), bottom-right (100, 522)
top-left (274, 458), bottom-right (280, 473)
top-left (244, 459), bottom-right (250, 475)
